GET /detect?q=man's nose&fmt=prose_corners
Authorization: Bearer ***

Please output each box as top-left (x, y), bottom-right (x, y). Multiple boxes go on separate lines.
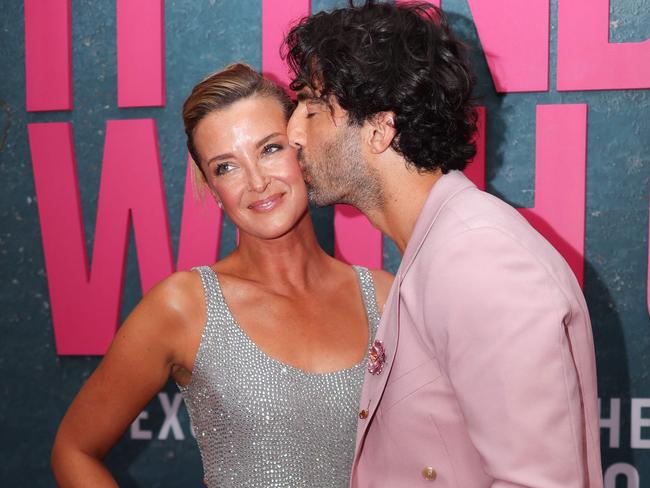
top-left (287, 106), bottom-right (305, 150)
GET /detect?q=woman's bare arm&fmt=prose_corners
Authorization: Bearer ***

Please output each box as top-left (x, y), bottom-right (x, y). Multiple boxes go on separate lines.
top-left (51, 271), bottom-right (203, 487)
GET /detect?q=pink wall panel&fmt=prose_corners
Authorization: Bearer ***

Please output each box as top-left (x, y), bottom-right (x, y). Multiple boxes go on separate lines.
top-left (334, 205), bottom-right (383, 269)
top-left (116, 0), bottom-right (165, 107)
top-left (262, 0), bottom-right (311, 90)
top-left (519, 104), bottom-right (588, 285)
top-left (24, 0), bottom-right (72, 111)
top-left (176, 158), bottom-right (223, 271)
top-left (29, 122), bottom-right (91, 352)
top-left (29, 120), bottom-right (173, 355)
top-left (557, 0), bottom-right (650, 91)
top-left (467, 0), bottom-right (549, 92)
top-left (105, 120), bottom-right (173, 294)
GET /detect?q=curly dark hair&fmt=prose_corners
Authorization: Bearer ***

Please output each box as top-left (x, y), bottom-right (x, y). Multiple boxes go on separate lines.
top-left (283, 1), bottom-right (477, 173)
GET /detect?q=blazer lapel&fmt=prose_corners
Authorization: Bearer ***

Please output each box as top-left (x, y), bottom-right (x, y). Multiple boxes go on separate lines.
top-left (355, 275), bottom-right (401, 450)
top-left (353, 170), bottom-right (476, 454)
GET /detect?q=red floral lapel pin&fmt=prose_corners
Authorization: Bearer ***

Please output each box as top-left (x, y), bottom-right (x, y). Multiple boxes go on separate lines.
top-left (367, 339), bottom-right (386, 375)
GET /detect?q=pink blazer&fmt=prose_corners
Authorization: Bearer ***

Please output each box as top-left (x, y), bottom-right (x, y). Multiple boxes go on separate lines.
top-left (351, 171), bottom-right (603, 487)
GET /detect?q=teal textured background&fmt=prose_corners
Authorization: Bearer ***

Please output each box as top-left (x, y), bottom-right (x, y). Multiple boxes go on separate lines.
top-left (0, 0), bottom-right (648, 486)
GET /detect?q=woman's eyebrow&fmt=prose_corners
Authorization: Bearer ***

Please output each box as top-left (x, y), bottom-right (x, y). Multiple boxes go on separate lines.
top-left (255, 132), bottom-right (282, 149)
top-left (206, 152), bottom-right (235, 165)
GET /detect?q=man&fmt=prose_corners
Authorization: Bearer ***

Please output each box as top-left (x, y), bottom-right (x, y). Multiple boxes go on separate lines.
top-left (284, 1), bottom-right (603, 487)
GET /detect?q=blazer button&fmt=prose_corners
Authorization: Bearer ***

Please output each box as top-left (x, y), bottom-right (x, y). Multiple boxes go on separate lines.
top-left (359, 409), bottom-right (369, 419)
top-left (421, 466), bottom-right (437, 481)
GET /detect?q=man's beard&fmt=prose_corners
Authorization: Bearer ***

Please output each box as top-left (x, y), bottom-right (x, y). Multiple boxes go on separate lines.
top-left (297, 128), bottom-right (384, 212)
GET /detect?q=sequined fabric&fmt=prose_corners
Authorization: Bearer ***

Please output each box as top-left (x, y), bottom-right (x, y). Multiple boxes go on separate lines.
top-left (179, 266), bottom-right (380, 488)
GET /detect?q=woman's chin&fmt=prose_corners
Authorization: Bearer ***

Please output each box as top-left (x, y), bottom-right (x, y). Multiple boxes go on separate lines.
top-left (238, 219), bottom-right (297, 242)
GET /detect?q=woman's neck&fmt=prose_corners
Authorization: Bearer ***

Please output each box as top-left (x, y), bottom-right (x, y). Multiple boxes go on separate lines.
top-left (224, 212), bottom-right (333, 292)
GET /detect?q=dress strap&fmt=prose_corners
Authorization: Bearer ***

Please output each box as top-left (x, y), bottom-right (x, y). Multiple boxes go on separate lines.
top-left (352, 266), bottom-right (382, 340)
top-left (192, 265), bottom-right (225, 334)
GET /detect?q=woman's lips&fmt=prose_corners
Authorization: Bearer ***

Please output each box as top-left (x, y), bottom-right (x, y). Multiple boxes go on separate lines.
top-left (247, 193), bottom-right (284, 212)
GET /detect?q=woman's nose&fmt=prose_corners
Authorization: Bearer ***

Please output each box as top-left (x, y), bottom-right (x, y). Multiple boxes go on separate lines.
top-left (247, 166), bottom-right (270, 192)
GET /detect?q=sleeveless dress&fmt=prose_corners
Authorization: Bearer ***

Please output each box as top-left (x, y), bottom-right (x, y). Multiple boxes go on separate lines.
top-left (178, 265), bottom-right (380, 488)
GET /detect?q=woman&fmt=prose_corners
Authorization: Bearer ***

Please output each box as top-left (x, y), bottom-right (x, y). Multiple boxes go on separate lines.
top-left (51, 64), bottom-right (392, 487)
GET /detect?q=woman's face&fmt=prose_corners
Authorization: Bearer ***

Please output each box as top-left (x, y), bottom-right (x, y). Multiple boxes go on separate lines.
top-left (192, 95), bottom-right (308, 240)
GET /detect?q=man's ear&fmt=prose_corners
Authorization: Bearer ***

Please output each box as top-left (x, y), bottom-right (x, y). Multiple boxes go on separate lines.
top-left (366, 112), bottom-right (397, 154)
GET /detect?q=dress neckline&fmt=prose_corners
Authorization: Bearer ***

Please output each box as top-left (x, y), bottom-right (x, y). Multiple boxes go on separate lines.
top-left (207, 265), bottom-right (372, 378)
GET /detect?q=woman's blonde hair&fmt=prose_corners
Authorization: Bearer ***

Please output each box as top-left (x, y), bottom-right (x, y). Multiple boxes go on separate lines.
top-left (182, 63), bottom-right (294, 190)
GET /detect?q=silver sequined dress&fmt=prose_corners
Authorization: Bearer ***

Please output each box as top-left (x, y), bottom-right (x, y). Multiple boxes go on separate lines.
top-left (178, 265), bottom-right (380, 488)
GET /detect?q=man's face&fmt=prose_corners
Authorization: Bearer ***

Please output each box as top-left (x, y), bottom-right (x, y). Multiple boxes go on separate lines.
top-left (287, 88), bottom-right (382, 209)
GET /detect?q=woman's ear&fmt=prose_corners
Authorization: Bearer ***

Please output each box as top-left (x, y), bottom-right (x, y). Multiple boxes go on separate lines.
top-left (191, 162), bottom-right (223, 208)
top-left (366, 111), bottom-right (397, 154)
top-left (208, 186), bottom-right (223, 209)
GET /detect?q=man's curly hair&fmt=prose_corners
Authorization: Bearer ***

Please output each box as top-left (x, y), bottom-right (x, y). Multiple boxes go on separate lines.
top-left (283, 1), bottom-right (477, 173)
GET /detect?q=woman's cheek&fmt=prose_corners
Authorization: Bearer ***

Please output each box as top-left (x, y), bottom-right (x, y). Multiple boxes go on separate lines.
top-left (283, 160), bottom-right (306, 183)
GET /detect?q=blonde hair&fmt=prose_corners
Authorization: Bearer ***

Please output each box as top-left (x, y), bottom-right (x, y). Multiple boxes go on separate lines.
top-left (182, 63), bottom-right (294, 190)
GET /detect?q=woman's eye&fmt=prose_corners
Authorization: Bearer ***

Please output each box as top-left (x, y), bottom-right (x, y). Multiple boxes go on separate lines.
top-left (215, 162), bottom-right (234, 176)
top-left (262, 143), bottom-right (282, 155)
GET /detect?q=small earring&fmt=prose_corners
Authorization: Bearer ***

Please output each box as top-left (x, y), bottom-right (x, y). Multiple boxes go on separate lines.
top-left (217, 201), bottom-right (223, 209)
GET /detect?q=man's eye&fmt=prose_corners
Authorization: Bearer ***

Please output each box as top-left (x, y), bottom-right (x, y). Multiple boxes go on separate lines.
top-left (262, 143), bottom-right (282, 155)
top-left (215, 162), bottom-right (234, 176)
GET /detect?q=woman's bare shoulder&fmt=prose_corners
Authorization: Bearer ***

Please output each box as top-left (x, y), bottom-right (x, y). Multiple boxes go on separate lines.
top-left (123, 270), bottom-right (205, 342)
top-left (144, 270), bottom-right (203, 315)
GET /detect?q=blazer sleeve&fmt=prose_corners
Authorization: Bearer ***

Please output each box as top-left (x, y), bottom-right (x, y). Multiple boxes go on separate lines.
top-left (423, 226), bottom-right (589, 488)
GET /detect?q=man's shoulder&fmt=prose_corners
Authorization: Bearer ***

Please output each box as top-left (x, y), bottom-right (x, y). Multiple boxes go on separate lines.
top-left (425, 185), bottom-right (530, 243)
top-left (414, 186), bottom-right (568, 272)
top-left (414, 186), bottom-right (580, 296)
